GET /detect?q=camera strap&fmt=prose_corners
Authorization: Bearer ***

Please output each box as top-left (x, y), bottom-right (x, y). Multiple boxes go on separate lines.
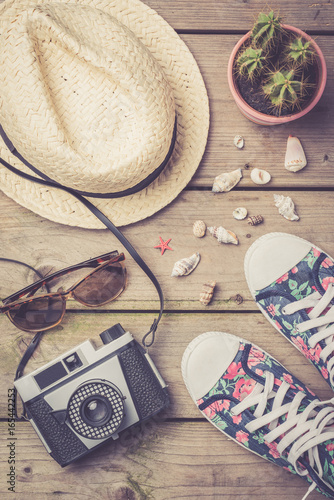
top-left (0, 120), bottom-right (177, 349)
top-left (0, 163), bottom-right (165, 346)
top-left (0, 154), bottom-right (166, 349)
top-left (14, 331), bottom-right (44, 419)
top-left (3, 188), bottom-right (164, 419)
top-left (0, 132), bottom-right (173, 419)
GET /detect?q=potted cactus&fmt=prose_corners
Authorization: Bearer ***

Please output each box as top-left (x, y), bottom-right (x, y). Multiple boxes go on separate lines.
top-left (227, 10), bottom-right (327, 125)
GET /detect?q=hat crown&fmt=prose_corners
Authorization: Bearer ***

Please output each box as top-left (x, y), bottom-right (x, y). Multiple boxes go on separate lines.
top-left (0, 3), bottom-right (175, 193)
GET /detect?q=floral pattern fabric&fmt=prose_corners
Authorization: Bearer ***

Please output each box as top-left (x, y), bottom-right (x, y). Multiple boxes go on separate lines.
top-left (196, 339), bottom-right (334, 499)
top-left (255, 247), bottom-right (334, 388)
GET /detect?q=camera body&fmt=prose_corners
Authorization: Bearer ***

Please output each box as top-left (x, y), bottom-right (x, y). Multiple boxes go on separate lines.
top-left (14, 324), bottom-right (169, 466)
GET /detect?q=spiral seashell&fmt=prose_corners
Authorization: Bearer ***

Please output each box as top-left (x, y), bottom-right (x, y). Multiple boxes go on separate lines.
top-left (285, 135), bottom-right (307, 172)
top-left (200, 281), bottom-right (216, 306)
top-left (233, 207), bottom-right (248, 220)
top-left (208, 226), bottom-right (238, 245)
top-left (274, 194), bottom-right (299, 221)
top-left (193, 220), bottom-right (206, 238)
top-left (234, 135), bottom-right (244, 149)
top-left (247, 215), bottom-right (264, 226)
top-left (212, 168), bottom-right (242, 193)
top-left (250, 168), bottom-right (271, 185)
top-left (171, 252), bottom-right (201, 277)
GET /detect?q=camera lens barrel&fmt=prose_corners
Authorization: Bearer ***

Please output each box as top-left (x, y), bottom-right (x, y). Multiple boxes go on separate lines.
top-left (68, 380), bottom-right (124, 440)
top-left (80, 395), bottom-right (113, 427)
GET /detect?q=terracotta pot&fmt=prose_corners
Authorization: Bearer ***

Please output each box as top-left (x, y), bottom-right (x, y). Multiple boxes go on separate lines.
top-left (227, 24), bottom-right (327, 125)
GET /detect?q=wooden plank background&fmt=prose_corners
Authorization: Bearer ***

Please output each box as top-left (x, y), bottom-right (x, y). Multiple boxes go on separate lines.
top-left (1, 1), bottom-right (334, 499)
top-left (146, 1), bottom-right (334, 32)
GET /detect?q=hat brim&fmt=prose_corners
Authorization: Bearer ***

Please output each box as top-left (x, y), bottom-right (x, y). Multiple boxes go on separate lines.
top-left (0, 0), bottom-right (209, 228)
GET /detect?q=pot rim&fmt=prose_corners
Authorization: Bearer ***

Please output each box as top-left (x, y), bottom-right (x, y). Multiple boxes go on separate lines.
top-left (227, 24), bottom-right (327, 124)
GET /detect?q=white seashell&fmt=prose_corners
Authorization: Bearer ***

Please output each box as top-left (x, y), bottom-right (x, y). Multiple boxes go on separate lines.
top-left (285, 135), bottom-right (307, 172)
top-left (200, 281), bottom-right (216, 306)
top-left (250, 168), bottom-right (271, 185)
top-left (212, 168), bottom-right (242, 193)
top-left (233, 207), bottom-right (248, 220)
top-left (171, 252), bottom-right (201, 277)
top-left (208, 226), bottom-right (239, 245)
top-left (234, 135), bottom-right (244, 149)
top-left (273, 194), bottom-right (299, 221)
top-left (193, 220), bottom-right (206, 238)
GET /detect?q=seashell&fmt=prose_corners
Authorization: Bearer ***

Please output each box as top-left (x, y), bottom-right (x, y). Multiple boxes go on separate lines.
top-left (285, 135), bottom-right (307, 172)
top-left (212, 168), bottom-right (242, 193)
top-left (234, 135), bottom-right (244, 149)
top-left (250, 168), bottom-right (271, 185)
top-left (273, 194), bottom-right (299, 221)
top-left (193, 220), bottom-right (206, 238)
top-left (247, 215), bottom-right (264, 226)
top-left (171, 252), bottom-right (201, 277)
top-left (233, 207), bottom-right (248, 220)
top-left (200, 280), bottom-right (216, 306)
top-left (208, 226), bottom-right (238, 245)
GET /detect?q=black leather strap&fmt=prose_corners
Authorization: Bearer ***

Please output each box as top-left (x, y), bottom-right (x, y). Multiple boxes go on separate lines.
top-left (0, 122), bottom-right (174, 347)
top-left (0, 121), bottom-right (177, 199)
top-left (0, 160), bottom-right (164, 347)
top-left (14, 331), bottom-right (44, 419)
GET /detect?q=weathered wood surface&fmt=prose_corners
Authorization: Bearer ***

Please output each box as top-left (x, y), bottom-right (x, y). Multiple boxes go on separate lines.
top-left (1, 313), bottom-right (333, 419)
top-left (0, 420), bottom-right (324, 500)
top-left (1, 190), bottom-right (334, 310)
top-left (1, 1), bottom-right (334, 499)
top-left (146, 1), bottom-right (334, 32)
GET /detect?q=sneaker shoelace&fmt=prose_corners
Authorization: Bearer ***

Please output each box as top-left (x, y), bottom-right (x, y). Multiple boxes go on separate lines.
top-left (282, 282), bottom-right (334, 384)
top-left (230, 371), bottom-right (334, 500)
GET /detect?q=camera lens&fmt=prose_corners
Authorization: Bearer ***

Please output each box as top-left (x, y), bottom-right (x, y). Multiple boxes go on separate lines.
top-left (68, 380), bottom-right (124, 439)
top-left (81, 396), bottom-right (112, 427)
top-left (85, 400), bottom-right (105, 421)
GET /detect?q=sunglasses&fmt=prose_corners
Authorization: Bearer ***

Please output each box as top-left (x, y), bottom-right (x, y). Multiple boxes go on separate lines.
top-left (1, 251), bottom-right (126, 332)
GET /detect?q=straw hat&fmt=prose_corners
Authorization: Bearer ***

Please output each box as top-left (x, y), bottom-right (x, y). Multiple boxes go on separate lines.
top-left (0, 0), bottom-right (209, 228)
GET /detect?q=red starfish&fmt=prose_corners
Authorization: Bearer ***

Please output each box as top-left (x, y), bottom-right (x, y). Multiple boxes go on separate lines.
top-left (154, 236), bottom-right (173, 256)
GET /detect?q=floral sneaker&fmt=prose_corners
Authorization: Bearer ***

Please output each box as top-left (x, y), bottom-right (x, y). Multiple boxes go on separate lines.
top-left (181, 331), bottom-right (334, 499)
top-left (244, 232), bottom-right (334, 390)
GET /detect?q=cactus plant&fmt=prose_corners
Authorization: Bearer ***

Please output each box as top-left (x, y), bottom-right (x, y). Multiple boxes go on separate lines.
top-left (230, 8), bottom-right (324, 118)
top-left (236, 47), bottom-right (266, 79)
top-left (251, 10), bottom-right (282, 49)
top-left (285, 37), bottom-right (314, 66)
top-left (262, 69), bottom-right (307, 111)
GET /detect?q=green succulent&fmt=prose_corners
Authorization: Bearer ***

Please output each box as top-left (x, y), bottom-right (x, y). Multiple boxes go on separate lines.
top-left (262, 69), bottom-right (306, 111)
top-left (237, 47), bottom-right (266, 79)
top-left (286, 37), bottom-right (314, 66)
top-left (251, 10), bottom-right (283, 48)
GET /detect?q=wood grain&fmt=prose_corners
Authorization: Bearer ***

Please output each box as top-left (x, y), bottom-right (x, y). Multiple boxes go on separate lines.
top-left (145, 0), bottom-right (334, 33)
top-left (0, 190), bottom-right (333, 310)
top-left (1, 313), bottom-right (332, 418)
top-left (0, 2), bottom-right (333, 499)
top-left (0, 420), bottom-right (324, 499)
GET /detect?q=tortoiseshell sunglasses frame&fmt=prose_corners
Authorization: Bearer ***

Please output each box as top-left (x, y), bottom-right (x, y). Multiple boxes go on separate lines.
top-left (0, 250), bottom-right (126, 332)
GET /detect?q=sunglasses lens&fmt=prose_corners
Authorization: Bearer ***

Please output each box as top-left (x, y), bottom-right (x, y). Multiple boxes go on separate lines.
top-left (73, 263), bottom-right (125, 306)
top-left (8, 296), bottom-right (64, 330)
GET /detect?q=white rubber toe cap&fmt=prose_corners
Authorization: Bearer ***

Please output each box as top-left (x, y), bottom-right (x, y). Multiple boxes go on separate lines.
top-left (181, 331), bottom-right (240, 401)
top-left (245, 232), bottom-right (312, 292)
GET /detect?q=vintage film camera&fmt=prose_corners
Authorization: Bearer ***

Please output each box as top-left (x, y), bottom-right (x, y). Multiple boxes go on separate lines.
top-left (14, 324), bottom-right (169, 466)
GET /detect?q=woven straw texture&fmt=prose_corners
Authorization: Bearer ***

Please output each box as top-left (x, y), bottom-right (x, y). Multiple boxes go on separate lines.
top-left (0, 0), bottom-right (209, 228)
